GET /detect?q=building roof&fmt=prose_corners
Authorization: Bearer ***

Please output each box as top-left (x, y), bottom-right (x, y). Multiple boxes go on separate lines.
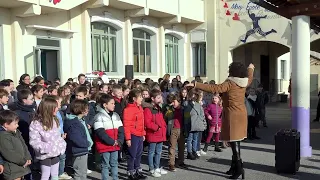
top-left (251, 0), bottom-right (320, 31)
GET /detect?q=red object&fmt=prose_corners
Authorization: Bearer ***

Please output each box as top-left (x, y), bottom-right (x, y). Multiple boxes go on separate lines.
top-left (223, 2), bottom-right (228, 8)
top-left (226, 10), bottom-right (231, 16)
top-left (233, 13), bottom-right (240, 20)
top-left (123, 103), bottom-right (146, 140)
top-left (53, 0), bottom-right (58, 5)
top-left (144, 106), bottom-right (167, 143)
top-left (173, 108), bottom-right (183, 129)
top-left (94, 113), bottom-right (122, 153)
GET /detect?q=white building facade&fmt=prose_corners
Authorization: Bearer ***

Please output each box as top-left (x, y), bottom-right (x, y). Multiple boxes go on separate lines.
top-left (0, 0), bottom-right (204, 84)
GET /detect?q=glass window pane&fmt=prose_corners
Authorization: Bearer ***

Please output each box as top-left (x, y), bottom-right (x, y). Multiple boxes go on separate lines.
top-left (174, 37), bottom-right (178, 44)
top-left (133, 40), bottom-right (139, 72)
top-left (174, 44), bottom-right (179, 73)
top-left (110, 36), bottom-right (117, 72)
top-left (133, 29), bottom-right (145, 38)
top-left (92, 34), bottom-right (101, 71)
top-left (145, 33), bottom-right (151, 39)
top-left (101, 35), bottom-right (108, 71)
top-left (146, 41), bottom-right (151, 72)
top-left (140, 40), bottom-right (145, 72)
top-left (91, 22), bottom-right (117, 72)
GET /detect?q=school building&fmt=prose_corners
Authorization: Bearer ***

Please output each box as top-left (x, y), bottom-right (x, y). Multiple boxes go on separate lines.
top-left (0, 0), bottom-right (320, 97)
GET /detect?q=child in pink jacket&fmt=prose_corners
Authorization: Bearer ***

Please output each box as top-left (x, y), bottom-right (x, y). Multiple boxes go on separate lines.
top-left (203, 93), bottom-right (223, 152)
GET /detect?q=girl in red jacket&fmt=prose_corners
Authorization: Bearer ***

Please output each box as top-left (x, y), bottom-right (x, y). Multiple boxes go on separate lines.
top-left (144, 89), bottom-right (167, 178)
top-left (123, 89), bottom-right (147, 180)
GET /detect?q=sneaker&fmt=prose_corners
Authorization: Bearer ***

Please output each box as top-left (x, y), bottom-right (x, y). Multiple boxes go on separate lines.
top-left (168, 165), bottom-right (177, 172)
top-left (196, 151), bottom-right (201, 157)
top-left (58, 173), bottom-right (72, 180)
top-left (155, 168), bottom-right (168, 175)
top-left (150, 170), bottom-right (161, 178)
top-left (137, 171), bottom-right (148, 180)
top-left (87, 169), bottom-right (92, 174)
top-left (200, 150), bottom-right (207, 155)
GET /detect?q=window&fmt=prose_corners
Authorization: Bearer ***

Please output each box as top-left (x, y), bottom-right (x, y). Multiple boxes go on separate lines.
top-left (193, 43), bottom-right (206, 76)
top-left (165, 35), bottom-right (179, 73)
top-left (91, 22), bottom-right (117, 72)
top-left (133, 29), bottom-right (151, 73)
top-left (280, 60), bottom-right (285, 79)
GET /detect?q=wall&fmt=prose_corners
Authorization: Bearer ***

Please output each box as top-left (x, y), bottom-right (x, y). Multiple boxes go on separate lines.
top-left (207, 0), bottom-right (320, 84)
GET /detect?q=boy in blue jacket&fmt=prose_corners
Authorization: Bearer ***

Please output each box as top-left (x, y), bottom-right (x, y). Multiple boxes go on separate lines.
top-left (64, 99), bottom-right (93, 180)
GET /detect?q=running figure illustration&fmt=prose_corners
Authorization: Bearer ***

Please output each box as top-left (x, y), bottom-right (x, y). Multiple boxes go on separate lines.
top-left (241, 9), bottom-right (277, 43)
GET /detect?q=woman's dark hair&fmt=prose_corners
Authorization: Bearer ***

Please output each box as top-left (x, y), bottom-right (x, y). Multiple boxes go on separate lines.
top-left (228, 62), bottom-right (248, 78)
top-left (179, 87), bottom-right (188, 99)
top-left (32, 76), bottom-right (44, 84)
top-left (98, 94), bottom-right (114, 108)
top-left (127, 88), bottom-right (141, 104)
top-left (159, 80), bottom-right (169, 92)
top-left (19, 74), bottom-right (30, 85)
top-left (158, 78), bottom-right (163, 84)
top-left (119, 78), bottom-right (129, 84)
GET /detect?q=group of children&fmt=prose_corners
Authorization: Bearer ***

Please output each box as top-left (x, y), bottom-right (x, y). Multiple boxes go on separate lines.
top-left (0, 73), bottom-right (247, 180)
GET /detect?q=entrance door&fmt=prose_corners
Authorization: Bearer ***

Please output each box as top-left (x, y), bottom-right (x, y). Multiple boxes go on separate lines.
top-left (260, 55), bottom-right (270, 91)
top-left (34, 48), bottom-right (59, 81)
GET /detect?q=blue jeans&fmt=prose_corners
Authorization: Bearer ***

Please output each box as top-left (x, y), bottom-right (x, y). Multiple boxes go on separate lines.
top-left (101, 151), bottom-right (119, 180)
top-left (187, 132), bottom-right (199, 153)
top-left (59, 153), bottom-right (66, 176)
top-left (148, 142), bottom-right (163, 171)
top-left (197, 132), bottom-right (203, 151)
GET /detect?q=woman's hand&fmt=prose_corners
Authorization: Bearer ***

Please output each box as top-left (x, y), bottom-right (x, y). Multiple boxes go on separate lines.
top-left (248, 63), bottom-right (255, 69)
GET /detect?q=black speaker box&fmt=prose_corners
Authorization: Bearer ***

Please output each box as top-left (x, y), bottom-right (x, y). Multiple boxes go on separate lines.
top-left (125, 65), bottom-right (134, 80)
top-left (275, 129), bottom-right (300, 174)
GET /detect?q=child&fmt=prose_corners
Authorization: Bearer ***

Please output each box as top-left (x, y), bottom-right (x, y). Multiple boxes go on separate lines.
top-left (74, 86), bottom-right (96, 129)
top-left (12, 89), bottom-right (36, 158)
top-left (144, 89), bottom-right (167, 177)
top-left (45, 95), bottom-right (71, 179)
top-left (122, 85), bottom-right (130, 98)
top-left (93, 94), bottom-right (124, 180)
top-left (164, 93), bottom-right (187, 172)
top-left (123, 89), bottom-right (147, 180)
top-left (99, 83), bottom-right (109, 94)
top-left (0, 110), bottom-right (32, 180)
top-left (29, 98), bottom-right (66, 180)
top-left (184, 89), bottom-right (206, 160)
top-left (64, 99), bottom-right (92, 180)
top-left (203, 94), bottom-right (223, 153)
top-left (247, 88), bottom-right (261, 140)
top-left (48, 86), bottom-right (58, 96)
top-left (0, 89), bottom-right (9, 111)
top-left (31, 84), bottom-right (44, 108)
top-left (179, 88), bottom-right (187, 105)
top-left (256, 84), bottom-right (269, 127)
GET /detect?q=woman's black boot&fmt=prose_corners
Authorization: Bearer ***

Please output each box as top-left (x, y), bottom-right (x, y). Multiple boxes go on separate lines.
top-left (226, 155), bottom-right (237, 175)
top-left (229, 159), bottom-right (245, 179)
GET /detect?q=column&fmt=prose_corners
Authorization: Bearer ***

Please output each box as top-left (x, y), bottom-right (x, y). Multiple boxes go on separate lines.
top-left (291, 15), bottom-right (312, 157)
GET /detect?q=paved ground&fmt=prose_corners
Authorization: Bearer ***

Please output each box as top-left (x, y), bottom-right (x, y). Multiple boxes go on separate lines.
top-left (86, 102), bottom-right (320, 179)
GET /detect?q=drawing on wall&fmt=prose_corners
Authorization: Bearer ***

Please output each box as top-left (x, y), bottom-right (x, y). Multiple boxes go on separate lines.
top-left (240, 9), bottom-right (277, 43)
